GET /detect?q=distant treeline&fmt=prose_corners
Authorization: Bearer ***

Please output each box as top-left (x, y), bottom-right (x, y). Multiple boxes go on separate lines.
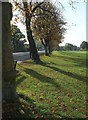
top-left (11, 25), bottom-right (88, 52)
top-left (58, 41), bottom-right (88, 51)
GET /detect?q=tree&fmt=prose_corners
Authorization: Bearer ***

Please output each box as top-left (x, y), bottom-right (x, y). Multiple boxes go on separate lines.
top-left (11, 0), bottom-right (80, 57)
top-left (23, 2), bottom-right (40, 62)
top-left (11, 25), bottom-right (27, 52)
top-left (64, 43), bottom-right (74, 51)
top-left (2, 2), bottom-right (18, 102)
top-left (12, 1), bottom-right (45, 62)
top-left (72, 45), bottom-right (78, 51)
top-left (35, 40), bottom-right (44, 51)
top-left (24, 43), bottom-right (30, 52)
top-left (32, 2), bottom-right (66, 55)
top-left (80, 41), bottom-right (88, 50)
top-left (64, 43), bottom-right (78, 51)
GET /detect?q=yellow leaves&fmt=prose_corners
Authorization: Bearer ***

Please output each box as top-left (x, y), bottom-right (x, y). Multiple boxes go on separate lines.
top-left (70, 98), bottom-right (73, 103)
top-left (67, 93), bottom-right (73, 98)
top-left (61, 102), bottom-right (65, 107)
top-left (51, 109), bottom-right (56, 114)
top-left (60, 102), bottom-right (68, 112)
top-left (39, 97), bottom-right (44, 101)
top-left (31, 93), bottom-right (35, 97)
top-left (22, 11), bottom-right (26, 17)
top-left (22, 104), bottom-right (25, 108)
top-left (14, 18), bottom-right (18, 23)
top-left (20, 109), bottom-right (25, 114)
top-left (35, 113), bottom-right (39, 119)
top-left (32, 111), bottom-right (35, 114)
top-left (27, 5), bottom-right (32, 13)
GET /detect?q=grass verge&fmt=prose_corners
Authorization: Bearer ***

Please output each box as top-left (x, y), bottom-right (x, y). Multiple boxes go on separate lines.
top-left (4, 51), bottom-right (88, 119)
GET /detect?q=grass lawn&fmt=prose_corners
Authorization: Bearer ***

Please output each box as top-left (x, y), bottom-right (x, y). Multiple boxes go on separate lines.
top-left (13, 51), bottom-right (88, 118)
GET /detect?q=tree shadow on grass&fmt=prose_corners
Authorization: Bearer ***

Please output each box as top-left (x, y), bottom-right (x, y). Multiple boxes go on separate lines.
top-left (17, 93), bottom-right (54, 119)
top-left (13, 67), bottom-right (67, 119)
top-left (38, 61), bottom-right (87, 83)
top-left (13, 93), bottom-right (68, 119)
top-left (47, 61), bottom-right (75, 67)
top-left (52, 54), bottom-right (87, 68)
top-left (16, 76), bottom-right (27, 86)
top-left (22, 67), bottom-right (61, 89)
top-left (2, 72), bottom-right (27, 119)
top-left (21, 60), bottom-right (87, 83)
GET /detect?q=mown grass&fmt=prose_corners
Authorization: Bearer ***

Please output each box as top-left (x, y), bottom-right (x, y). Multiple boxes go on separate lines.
top-left (15, 51), bottom-right (87, 119)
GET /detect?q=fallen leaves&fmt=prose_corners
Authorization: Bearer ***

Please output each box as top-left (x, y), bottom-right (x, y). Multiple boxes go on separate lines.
top-left (67, 93), bottom-right (73, 98)
top-left (20, 109), bottom-right (25, 114)
top-left (35, 113), bottom-right (39, 118)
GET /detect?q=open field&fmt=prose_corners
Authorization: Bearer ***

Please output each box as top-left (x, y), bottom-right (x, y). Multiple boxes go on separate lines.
top-left (10, 51), bottom-right (88, 118)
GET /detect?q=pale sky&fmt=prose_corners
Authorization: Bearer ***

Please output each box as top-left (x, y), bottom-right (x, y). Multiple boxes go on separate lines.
top-left (13, 1), bottom-right (86, 47)
top-left (59, 1), bottom-right (86, 47)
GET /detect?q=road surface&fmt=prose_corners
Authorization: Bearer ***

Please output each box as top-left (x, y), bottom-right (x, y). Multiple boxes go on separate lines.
top-left (13, 51), bottom-right (45, 63)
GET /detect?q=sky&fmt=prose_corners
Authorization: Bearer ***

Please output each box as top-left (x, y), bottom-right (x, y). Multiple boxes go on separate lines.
top-left (58, 1), bottom-right (86, 47)
top-left (13, 0), bottom-right (86, 47)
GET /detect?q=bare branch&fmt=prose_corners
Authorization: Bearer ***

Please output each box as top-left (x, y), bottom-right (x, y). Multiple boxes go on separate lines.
top-left (68, 0), bottom-right (78, 9)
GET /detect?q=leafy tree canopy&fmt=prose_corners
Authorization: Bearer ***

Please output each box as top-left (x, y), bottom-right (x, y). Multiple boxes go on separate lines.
top-left (80, 41), bottom-right (88, 50)
top-left (32, 2), bottom-right (66, 54)
top-left (11, 24), bottom-right (27, 52)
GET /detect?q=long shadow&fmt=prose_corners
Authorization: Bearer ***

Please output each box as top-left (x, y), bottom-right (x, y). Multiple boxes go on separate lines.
top-left (22, 67), bottom-right (61, 89)
top-left (3, 92), bottom-right (68, 119)
top-left (38, 61), bottom-right (87, 83)
top-left (16, 76), bottom-right (27, 86)
top-left (15, 93), bottom-right (68, 119)
top-left (17, 93), bottom-right (39, 118)
top-left (48, 61), bottom-right (75, 67)
top-left (23, 54), bottom-right (87, 68)
top-left (14, 67), bottom-right (67, 119)
top-left (52, 54), bottom-right (87, 68)
top-left (2, 74), bottom-right (27, 119)
top-left (22, 60), bottom-right (87, 83)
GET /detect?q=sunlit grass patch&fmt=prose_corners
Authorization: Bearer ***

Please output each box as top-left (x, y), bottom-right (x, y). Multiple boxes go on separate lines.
top-left (16, 51), bottom-right (87, 118)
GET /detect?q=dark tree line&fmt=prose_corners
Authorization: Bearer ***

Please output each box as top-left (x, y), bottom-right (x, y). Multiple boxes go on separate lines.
top-left (80, 41), bottom-right (88, 50)
top-left (11, 25), bottom-right (27, 52)
top-left (58, 41), bottom-right (88, 51)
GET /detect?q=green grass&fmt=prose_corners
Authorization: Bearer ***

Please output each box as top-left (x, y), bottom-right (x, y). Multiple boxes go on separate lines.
top-left (16, 51), bottom-right (87, 119)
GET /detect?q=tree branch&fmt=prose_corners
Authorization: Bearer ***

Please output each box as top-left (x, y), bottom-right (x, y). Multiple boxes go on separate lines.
top-left (32, 13), bottom-right (50, 18)
top-left (41, 39), bottom-right (45, 47)
top-left (38, 6), bottom-right (56, 16)
top-left (31, 2), bottom-right (44, 13)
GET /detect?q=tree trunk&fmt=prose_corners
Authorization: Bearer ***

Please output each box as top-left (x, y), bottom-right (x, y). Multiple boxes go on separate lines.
top-left (45, 41), bottom-right (48, 56)
top-left (48, 42), bottom-right (52, 54)
top-left (23, 3), bottom-right (40, 62)
top-left (48, 45), bottom-right (51, 54)
top-left (41, 39), bottom-right (48, 56)
top-left (2, 2), bottom-right (18, 103)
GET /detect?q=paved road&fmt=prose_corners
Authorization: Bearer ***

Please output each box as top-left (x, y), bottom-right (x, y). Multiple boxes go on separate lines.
top-left (13, 51), bottom-right (45, 62)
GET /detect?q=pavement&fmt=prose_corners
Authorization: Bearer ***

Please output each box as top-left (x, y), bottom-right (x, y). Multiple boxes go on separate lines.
top-left (13, 52), bottom-right (30, 63)
top-left (13, 51), bottom-right (45, 63)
